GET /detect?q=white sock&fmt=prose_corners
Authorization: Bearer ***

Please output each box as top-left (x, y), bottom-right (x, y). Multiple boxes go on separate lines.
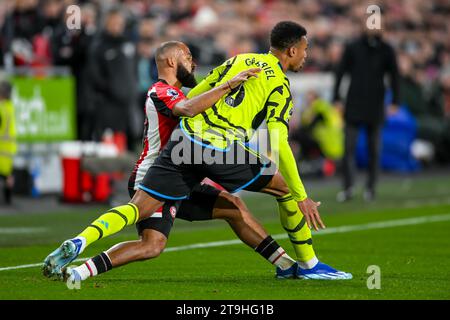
top-left (269, 248), bottom-right (296, 270)
top-left (73, 259), bottom-right (97, 281)
top-left (298, 256), bottom-right (319, 270)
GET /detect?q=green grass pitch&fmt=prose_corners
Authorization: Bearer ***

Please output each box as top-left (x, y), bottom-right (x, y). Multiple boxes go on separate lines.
top-left (0, 174), bottom-right (449, 299)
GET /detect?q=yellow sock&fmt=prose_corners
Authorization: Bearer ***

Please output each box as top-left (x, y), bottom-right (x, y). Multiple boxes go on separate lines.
top-left (76, 203), bottom-right (139, 250)
top-left (277, 194), bottom-right (316, 262)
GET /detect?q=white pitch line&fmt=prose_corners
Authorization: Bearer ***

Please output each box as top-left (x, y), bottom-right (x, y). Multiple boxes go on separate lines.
top-left (0, 227), bottom-right (48, 234)
top-left (167, 213), bottom-right (450, 251)
top-left (1, 213), bottom-right (450, 272)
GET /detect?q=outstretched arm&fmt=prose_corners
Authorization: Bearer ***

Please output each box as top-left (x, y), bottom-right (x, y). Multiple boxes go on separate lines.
top-left (173, 68), bottom-right (261, 117)
top-left (266, 85), bottom-right (325, 231)
top-left (268, 120), bottom-right (307, 201)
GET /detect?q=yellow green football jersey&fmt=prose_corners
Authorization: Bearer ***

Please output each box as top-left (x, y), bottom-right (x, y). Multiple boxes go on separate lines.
top-left (183, 52), bottom-right (308, 201)
top-left (183, 53), bottom-right (291, 149)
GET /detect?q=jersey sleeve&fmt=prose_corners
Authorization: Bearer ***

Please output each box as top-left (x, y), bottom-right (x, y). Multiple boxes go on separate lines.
top-left (265, 83), bottom-right (293, 127)
top-left (149, 85), bottom-right (186, 118)
top-left (266, 84), bottom-right (308, 202)
top-left (187, 57), bottom-right (237, 99)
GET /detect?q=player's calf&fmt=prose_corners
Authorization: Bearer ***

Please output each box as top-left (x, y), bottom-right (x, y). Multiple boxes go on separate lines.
top-left (212, 192), bottom-right (297, 275)
top-left (62, 229), bottom-right (168, 283)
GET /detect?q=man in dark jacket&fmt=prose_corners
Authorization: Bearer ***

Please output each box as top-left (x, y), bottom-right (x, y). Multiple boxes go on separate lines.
top-left (1, 0), bottom-right (40, 66)
top-left (88, 7), bottom-right (137, 146)
top-left (53, 3), bottom-right (97, 140)
top-left (333, 29), bottom-right (399, 201)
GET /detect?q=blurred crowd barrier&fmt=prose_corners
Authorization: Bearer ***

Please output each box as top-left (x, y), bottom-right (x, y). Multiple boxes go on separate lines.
top-left (1, 67), bottom-right (134, 202)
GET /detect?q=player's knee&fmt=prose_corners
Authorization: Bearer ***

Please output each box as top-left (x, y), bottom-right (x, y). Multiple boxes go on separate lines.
top-left (226, 195), bottom-right (250, 222)
top-left (139, 239), bottom-right (165, 259)
top-left (141, 246), bottom-right (162, 260)
top-left (139, 232), bottom-right (167, 259)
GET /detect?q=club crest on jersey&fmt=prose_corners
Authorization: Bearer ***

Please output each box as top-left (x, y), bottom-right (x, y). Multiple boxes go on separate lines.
top-left (169, 206), bottom-right (177, 219)
top-left (167, 88), bottom-right (179, 101)
top-left (225, 96), bottom-right (235, 106)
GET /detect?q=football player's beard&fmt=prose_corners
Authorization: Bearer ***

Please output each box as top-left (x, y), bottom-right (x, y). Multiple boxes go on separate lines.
top-left (177, 63), bottom-right (198, 88)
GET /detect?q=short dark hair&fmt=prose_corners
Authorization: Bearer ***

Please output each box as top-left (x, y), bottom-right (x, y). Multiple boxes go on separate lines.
top-left (270, 21), bottom-right (307, 50)
top-left (155, 41), bottom-right (182, 60)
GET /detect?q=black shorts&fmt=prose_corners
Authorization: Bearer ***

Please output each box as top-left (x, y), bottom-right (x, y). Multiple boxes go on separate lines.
top-left (128, 183), bottom-right (221, 239)
top-left (138, 126), bottom-right (276, 202)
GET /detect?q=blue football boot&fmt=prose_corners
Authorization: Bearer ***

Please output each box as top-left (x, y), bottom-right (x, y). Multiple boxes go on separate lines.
top-left (296, 261), bottom-right (352, 280)
top-left (275, 262), bottom-right (298, 279)
top-left (42, 239), bottom-right (82, 278)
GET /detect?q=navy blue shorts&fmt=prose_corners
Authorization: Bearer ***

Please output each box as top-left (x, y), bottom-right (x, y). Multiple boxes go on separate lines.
top-left (128, 183), bottom-right (221, 238)
top-left (138, 126), bottom-right (276, 202)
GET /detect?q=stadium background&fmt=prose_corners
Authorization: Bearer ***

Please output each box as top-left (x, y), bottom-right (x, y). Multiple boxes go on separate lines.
top-left (0, 0), bottom-right (449, 300)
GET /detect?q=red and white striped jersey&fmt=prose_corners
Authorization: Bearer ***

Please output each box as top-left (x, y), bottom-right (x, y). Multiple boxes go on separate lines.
top-left (130, 80), bottom-right (185, 191)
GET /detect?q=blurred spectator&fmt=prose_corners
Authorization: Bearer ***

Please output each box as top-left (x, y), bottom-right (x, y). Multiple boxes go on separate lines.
top-left (39, 0), bottom-right (65, 38)
top-left (435, 62), bottom-right (450, 163)
top-left (1, 0), bottom-right (41, 67)
top-left (1, 0), bottom-right (448, 73)
top-left (31, 0), bottom-right (65, 67)
top-left (0, 0), bottom-right (15, 67)
top-left (136, 16), bottom-right (158, 104)
top-left (333, 27), bottom-right (400, 202)
top-left (87, 7), bottom-right (137, 150)
top-left (398, 54), bottom-right (427, 116)
top-left (398, 53), bottom-right (446, 151)
top-left (289, 91), bottom-right (343, 178)
top-left (53, 3), bottom-right (98, 140)
top-left (293, 91), bottom-right (344, 162)
top-left (134, 16), bottom-right (158, 149)
top-left (0, 81), bottom-right (16, 205)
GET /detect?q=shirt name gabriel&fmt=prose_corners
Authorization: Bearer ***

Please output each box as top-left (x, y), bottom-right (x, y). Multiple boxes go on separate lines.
top-left (245, 58), bottom-right (276, 80)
